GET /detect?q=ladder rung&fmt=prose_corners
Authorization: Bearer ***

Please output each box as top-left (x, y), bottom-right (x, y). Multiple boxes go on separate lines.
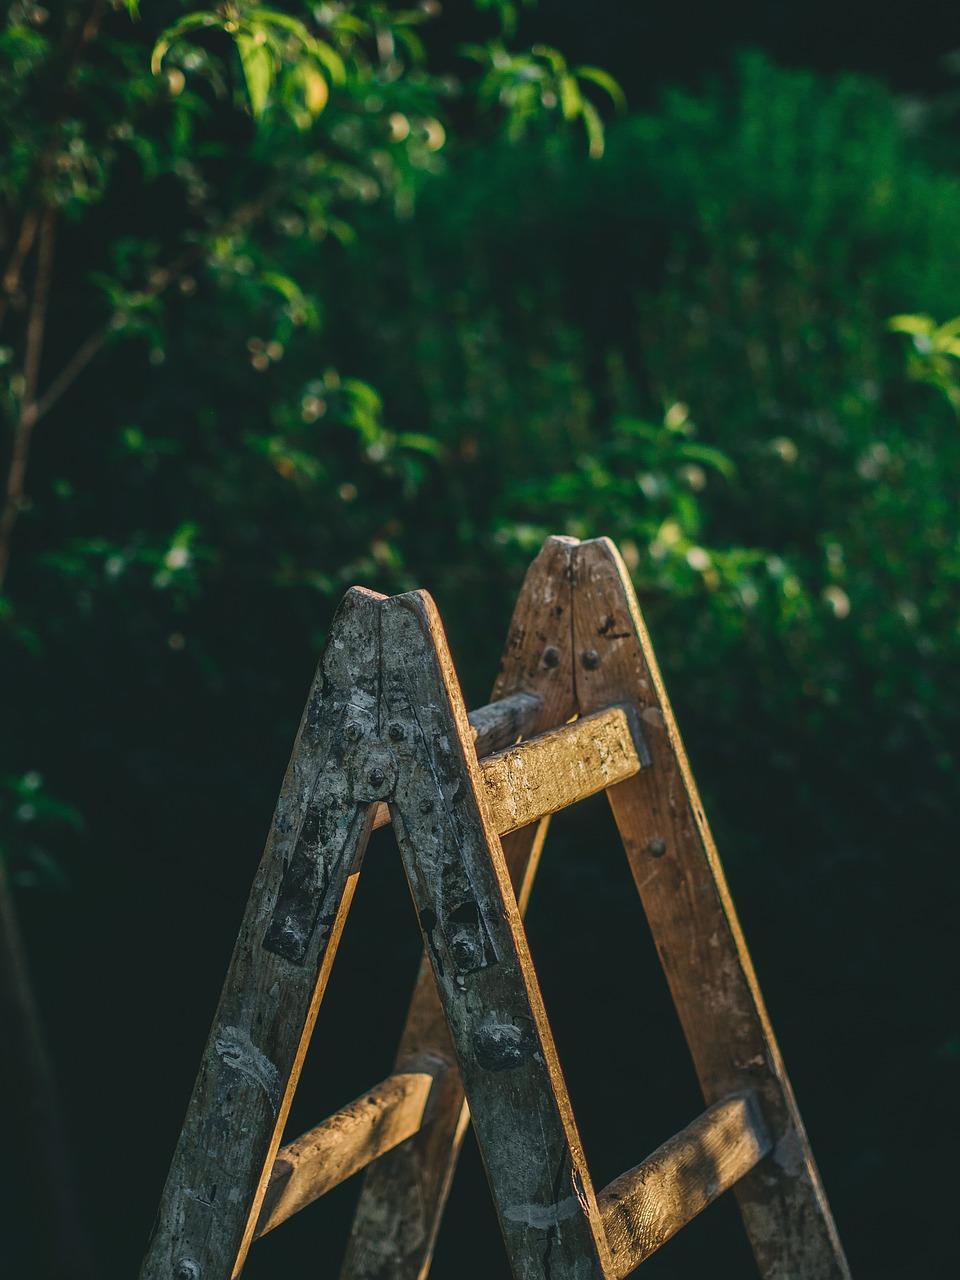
top-left (253, 1056), bottom-right (448, 1240)
top-left (479, 703), bottom-right (648, 837)
top-left (373, 702), bottom-right (646, 835)
top-left (372, 690), bottom-right (543, 831)
top-left (599, 1091), bottom-right (772, 1279)
top-left (468, 690), bottom-right (543, 756)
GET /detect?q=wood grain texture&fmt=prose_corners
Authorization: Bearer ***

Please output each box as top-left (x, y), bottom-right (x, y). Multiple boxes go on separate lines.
top-left (572, 537), bottom-right (850, 1279)
top-left (380, 588), bottom-right (611, 1280)
top-left (599, 1091), bottom-right (771, 1278)
top-left (341, 536), bottom-right (580, 1280)
top-left (479, 703), bottom-right (647, 837)
top-left (255, 1058), bottom-right (446, 1238)
top-left (139, 588), bottom-right (384, 1280)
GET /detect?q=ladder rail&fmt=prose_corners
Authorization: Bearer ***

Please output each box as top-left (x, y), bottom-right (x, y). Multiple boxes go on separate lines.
top-left (572, 537), bottom-right (851, 1279)
top-left (139, 587), bottom-right (385, 1280)
top-left (379, 588), bottom-right (614, 1280)
top-left (342, 536), bottom-right (581, 1280)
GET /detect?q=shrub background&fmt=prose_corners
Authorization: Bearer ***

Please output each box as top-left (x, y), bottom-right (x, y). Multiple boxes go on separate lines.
top-left (2, 8), bottom-right (959, 1277)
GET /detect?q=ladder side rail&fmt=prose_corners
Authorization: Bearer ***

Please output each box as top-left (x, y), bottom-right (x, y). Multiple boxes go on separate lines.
top-left (381, 588), bottom-right (613, 1280)
top-left (572, 537), bottom-right (850, 1280)
top-left (139, 587), bottom-right (384, 1280)
top-left (341, 537), bottom-right (580, 1280)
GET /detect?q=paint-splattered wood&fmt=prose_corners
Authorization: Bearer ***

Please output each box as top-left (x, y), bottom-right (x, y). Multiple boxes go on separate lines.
top-left (380, 589), bottom-right (611, 1280)
top-left (599, 1091), bottom-right (771, 1278)
top-left (255, 1057), bottom-right (446, 1238)
top-left (370, 691), bottom-right (543, 832)
top-left (139, 588), bottom-right (384, 1280)
top-left (572, 537), bottom-right (850, 1279)
top-left (479, 703), bottom-right (648, 837)
top-left (342, 536), bottom-right (580, 1280)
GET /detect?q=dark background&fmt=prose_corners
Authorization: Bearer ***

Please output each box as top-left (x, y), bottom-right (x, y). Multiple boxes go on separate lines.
top-left (3, 2), bottom-right (960, 1277)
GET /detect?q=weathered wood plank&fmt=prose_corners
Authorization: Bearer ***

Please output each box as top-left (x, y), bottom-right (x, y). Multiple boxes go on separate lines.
top-left (254, 1058), bottom-right (446, 1238)
top-left (572, 537), bottom-right (850, 1280)
top-left (478, 703), bottom-right (648, 837)
top-left (600, 1091), bottom-right (771, 1278)
top-left (139, 587), bottom-right (385, 1280)
top-left (371, 691), bottom-right (543, 831)
top-left (380, 589), bottom-right (612, 1280)
top-left (469, 691), bottom-right (544, 756)
top-left (342, 537), bottom-right (580, 1280)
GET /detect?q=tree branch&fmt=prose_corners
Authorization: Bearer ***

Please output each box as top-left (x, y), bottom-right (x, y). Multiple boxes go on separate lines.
top-left (0, 1), bottom-right (109, 337)
top-left (0, 208), bottom-right (57, 591)
top-left (0, 208), bottom-right (41, 334)
top-left (24, 180), bottom-right (286, 435)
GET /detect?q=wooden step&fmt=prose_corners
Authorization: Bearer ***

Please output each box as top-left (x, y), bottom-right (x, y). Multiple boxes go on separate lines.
top-left (374, 702), bottom-right (648, 836)
top-left (254, 1056), bottom-right (450, 1239)
top-left (599, 1091), bottom-right (772, 1279)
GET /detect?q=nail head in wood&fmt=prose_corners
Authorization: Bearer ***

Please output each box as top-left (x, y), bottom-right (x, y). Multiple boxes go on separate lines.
top-left (581, 648), bottom-right (601, 670)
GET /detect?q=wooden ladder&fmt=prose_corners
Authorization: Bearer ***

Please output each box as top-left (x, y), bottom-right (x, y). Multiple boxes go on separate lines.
top-left (139, 536), bottom-right (851, 1280)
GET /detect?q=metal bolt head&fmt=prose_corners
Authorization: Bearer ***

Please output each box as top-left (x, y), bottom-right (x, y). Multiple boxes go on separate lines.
top-left (345, 721), bottom-right (363, 743)
top-left (542, 645), bottom-right (561, 669)
top-left (451, 935), bottom-right (480, 967)
top-left (175, 1261), bottom-right (201, 1280)
top-left (388, 723), bottom-right (406, 742)
top-left (646, 836), bottom-right (667, 858)
top-left (580, 649), bottom-right (601, 670)
top-left (367, 766), bottom-right (387, 790)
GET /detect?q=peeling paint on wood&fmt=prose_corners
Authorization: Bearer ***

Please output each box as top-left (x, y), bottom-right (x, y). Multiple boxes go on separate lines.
top-left (342, 536), bottom-right (581, 1280)
top-left (379, 589), bottom-right (611, 1280)
top-left (139, 587), bottom-right (384, 1280)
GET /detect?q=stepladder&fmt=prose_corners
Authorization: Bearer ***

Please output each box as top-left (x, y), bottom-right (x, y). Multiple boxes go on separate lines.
top-left (140, 535), bottom-right (851, 1280)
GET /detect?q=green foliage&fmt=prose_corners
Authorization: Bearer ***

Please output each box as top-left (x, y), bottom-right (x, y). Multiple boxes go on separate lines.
top-left (0, 770), bottom-right (83, 889)
top-left (0, 0), bottom-right (623, 887)
top-left (889, 312), bottom-right (960, 414)
top-left (2, 37), bottom-right (959, 1271)
top-left (302, 51), bottom-right (960, 813)
top-left (462, 40), bottom-right (625, 156)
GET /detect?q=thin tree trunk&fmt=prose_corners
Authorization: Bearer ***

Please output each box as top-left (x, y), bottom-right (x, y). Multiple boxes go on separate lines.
top-left (0, 207), bottom-right (56, 590)
top-left (0, 856), bottom-right (92, 1277)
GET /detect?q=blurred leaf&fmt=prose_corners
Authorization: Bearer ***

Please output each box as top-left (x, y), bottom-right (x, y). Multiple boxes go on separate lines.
top-left (236, 32), bottom-right (274, 119)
